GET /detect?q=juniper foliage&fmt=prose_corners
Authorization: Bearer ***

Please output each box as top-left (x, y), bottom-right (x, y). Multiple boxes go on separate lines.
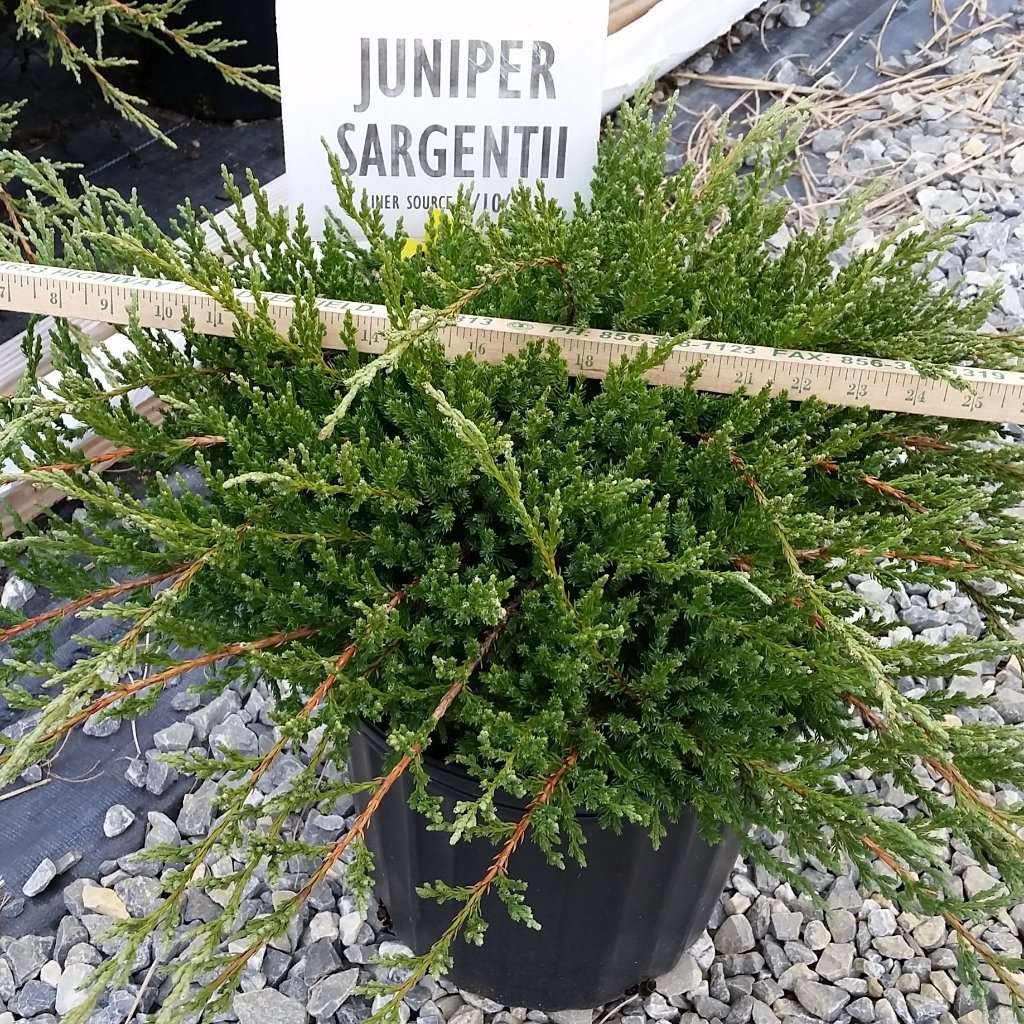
top-left (0, 1), bottom-right (277, 259)
top-left (2, 100), bottom-right (1024, 1021)
top-left (8, 0), bottom-right (278, 143)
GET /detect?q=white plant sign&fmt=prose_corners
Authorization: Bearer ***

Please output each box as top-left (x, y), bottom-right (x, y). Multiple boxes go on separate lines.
top-left (276, 0), bottom-right (607, 239)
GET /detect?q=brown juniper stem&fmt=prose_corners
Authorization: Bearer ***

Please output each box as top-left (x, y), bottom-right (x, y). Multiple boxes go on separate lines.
top-left (898, 435), bottom-right (957, 452)
top-left (845, 694), bottom-right (1024, 848)
top-left (0, 186), bottom-right (36, 262)
top-left (753, 761), bottom-right (1024, 1003)
top-left (371, 750), bottom-right (580, 1021)
top-left (202, 605), bottom-right (519, 997)
top-left (7, 435), bottom-right (226, 478)
top-left (101, 0), bottom-right (277, 89)
top-left (0, 565), bottom-right (187, 644)
top-left (815, 459), bottom-right (927, 513)
top-left (246, 588), bottom-right (409, 789)
top-left (793, 546), bottom-right (981, 571)
top-left (860, 835), bottom-right (1024, 1001)
top-left (40, 626), bottom-right (321, 744)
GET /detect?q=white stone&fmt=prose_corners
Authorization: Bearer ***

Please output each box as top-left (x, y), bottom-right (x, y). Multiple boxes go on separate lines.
top-left (22, 858), bottom-right (57, 898)
top-left (39, 960), bottom-right (61, 986)
top-left (308, 911), bottom-right (340, 942)
top-left (1, 575), bottom-right (36, 610)
top-left (339, 910), bottom-right (366, 946)
top-left (103, 804), bottom-right (136, 839)
top-left (56, 962), bottom-right (95, 1015)
top-left (779, 4), bottom-right (810, 28)
top-left (550, 1013), bottom-right (592, 1024)
top-left (912, 917), bottom-right (946, 950)
top-left (81, 885), bottom-right (130, 921)
top-left (963, 865), bottom-right (999, 898)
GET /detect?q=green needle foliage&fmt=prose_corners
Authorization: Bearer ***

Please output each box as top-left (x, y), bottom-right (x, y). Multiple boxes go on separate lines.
top-left (3, 98), bottom-right (1024, 1022)
top-left (0, 0), bottom-right (278, 260)
top-left (8, 0), bottom-right (278, 143)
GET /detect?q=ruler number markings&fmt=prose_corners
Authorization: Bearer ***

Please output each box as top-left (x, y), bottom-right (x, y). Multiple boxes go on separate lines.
top-left (0, 259), bottom-right (1021, 424)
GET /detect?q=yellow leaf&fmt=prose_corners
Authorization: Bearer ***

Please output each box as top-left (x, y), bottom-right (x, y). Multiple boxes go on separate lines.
top-left (401, 209), bottom-right (445, 260)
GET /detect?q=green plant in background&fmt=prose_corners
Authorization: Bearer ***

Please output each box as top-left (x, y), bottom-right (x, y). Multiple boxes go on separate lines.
top-left (0, 0), bottom-right (278, 257)
top-left (2, 99), bottom-right (1024, 1023)
top-left (8, 0), bottom-right (278, 140)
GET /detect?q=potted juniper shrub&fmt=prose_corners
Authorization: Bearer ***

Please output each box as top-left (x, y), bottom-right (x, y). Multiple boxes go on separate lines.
top-left (3, 98), bottom-right (1024, 1022)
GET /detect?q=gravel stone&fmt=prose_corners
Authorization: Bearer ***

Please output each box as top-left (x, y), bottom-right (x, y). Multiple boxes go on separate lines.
top-left (804, 920), bottom-right (831, 951)
top-left (644, 993), bottom-right (679, 1021)
top-left (114, 876), bottom-right (163, 918)
top-left (11, 979), bottom-right (57, 1017)
top-left (794, 980), bottom-right (851, 1023)
top-left (710, 963), bottom-right (730, 1001)
top-left (826, 877), bottom-right (862, 911)
top-left (307, 911), bottom-right (340, 943)
top-left (812, 129), bottom-right (845, 155)
top-left (54, 917), bottom-right (88, 965)
top-left (992, 687), bottom-right (1024, 724)
top-left (816, 943), bottom-right (855, 982)
top-left (0, 959), bottom-right (14, 1002)
top-left (780, 964), bottom-right (817, 992)
top-left (61, 878), bottom-right (94, 918)
top-left (962, 865), bottom-right (999, 898)
top-left (234, 988), bottom-right (308, 1024)
top-left (124, 757), bottom-right (148, 788)
top-left (152, 720), bottom-right (195, 752)
top-left (848, 998), bottom-right (876, 1022)
top-left (694, 995), bottom-right (730, 1020)
top-left (825, 910), bottom-right (856, 944)
top-left (81, 886), bottom-right (130, 920)
top-left (868, 908), bottom-right (899, 937)
top-left (301, 937), bottom-right (342, 984)
top-left (1, 574), bottom-right (35, 609)
top-left (772, 907), bottom-right (803, 940)
top-left (722, 952), bottom-right (765, 976)
top-left (82, 711), bottom-right (120, 738)
top-left (911, 918), bottom-right (946, 951)
top-left (715, 914), bottom-right (755, 954)
top-left (103, 803), bottom-right (136, 838)
top-left (209, 712), bottom-right (259, 759)
top-left (461, 992), bottom-right (505, 1014)
top-left (874, 935), bottom-right (915, 960)
top-left (726, 995), bottom-right (754, 1024)
top-left (145, 750), bottom-right (178, 795)
top-left (656, 953), bottom-right (701, 996)
top-left (170, 687), bottom-right (203, 712)
top-left (307, 968), bottom-right (359, 1017)
top-left (186, 690), bottom-right (241, 742)
top-left (176, 789), bottom-right (216, 836)
top-left (906, 993), bottom-right (945, 1022)
top-left (22, 857), bottom-right (57, 897)
top-left (779, 4), bottom-right (810, 28)
top-left (3, 934), bottom-right (54, 986)
top-left (145, 811), bottom-right (181, 848)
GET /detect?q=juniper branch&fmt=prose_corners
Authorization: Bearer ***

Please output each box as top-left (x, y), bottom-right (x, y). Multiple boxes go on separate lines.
top-left (365, 751), bottom-right (579, 1024)
top-left (196, 606), bottom-right (519, 1003)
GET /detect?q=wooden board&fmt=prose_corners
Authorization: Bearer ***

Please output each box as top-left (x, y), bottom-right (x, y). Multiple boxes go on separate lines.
top-left (609, 0), bottom-right (665, 33)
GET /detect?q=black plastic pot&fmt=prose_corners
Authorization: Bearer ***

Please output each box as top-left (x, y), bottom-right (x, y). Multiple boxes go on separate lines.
top-left (138, 0), bottom-right (279, 122)
top-left (349, 725), bottom-right (740, 1011)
